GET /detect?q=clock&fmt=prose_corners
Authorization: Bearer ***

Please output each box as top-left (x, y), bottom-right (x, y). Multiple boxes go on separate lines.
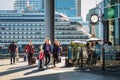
top-left (90, 14), bottom-right (99, 24)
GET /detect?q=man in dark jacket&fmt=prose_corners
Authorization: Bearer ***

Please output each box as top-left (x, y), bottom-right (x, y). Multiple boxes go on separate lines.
top-left (8, 41), bottom-right (17, 64)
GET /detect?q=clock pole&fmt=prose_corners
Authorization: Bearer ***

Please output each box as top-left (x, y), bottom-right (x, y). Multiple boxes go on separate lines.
top-left (90, 6), bottom-right (105, 71)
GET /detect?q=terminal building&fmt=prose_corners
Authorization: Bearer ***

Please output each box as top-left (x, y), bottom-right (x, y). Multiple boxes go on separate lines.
top-left (103, 0), bottom-right (120, 45)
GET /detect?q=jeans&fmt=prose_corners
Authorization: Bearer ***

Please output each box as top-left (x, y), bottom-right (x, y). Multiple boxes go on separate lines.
top-left (44, 53), bottom-right (50, 67)
top-left (53, 54), bottom-right (58, 67)
top-left (23, 53), bottom-right (28, 61)
top-left (38, 60), bottom-right (43, 69)
top-left (10, 52), bottom-right (16, 64)
top-left (28, 53), bottom-right (33, 65)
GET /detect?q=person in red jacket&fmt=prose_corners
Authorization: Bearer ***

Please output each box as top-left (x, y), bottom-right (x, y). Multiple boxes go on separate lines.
top-left (24, 40), bottom-right (34, 65)
top-left (38, 45), bottom-right (44, 70)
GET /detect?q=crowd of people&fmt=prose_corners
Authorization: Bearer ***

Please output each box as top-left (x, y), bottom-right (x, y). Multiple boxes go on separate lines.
top-left (86, 42), bottom-right (101, 65)
top-left (86, 41), bottom-right (115, 65)
top-left (8, 38), bottom-right (62, 70)
top-left (8, 38), bottom-right (119, 70)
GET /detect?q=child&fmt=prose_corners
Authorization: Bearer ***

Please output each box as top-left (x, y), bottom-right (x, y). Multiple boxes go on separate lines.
top-left (38, 46), bottom-right (44, 70)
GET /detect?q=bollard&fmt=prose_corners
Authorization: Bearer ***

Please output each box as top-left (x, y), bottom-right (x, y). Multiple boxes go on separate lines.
top-left (80, 47), bottom-right (83, 69)
top-left (102, 47), bottom-right (105, 71)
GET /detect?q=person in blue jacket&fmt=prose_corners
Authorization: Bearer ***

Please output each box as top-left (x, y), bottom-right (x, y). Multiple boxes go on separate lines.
top-left (51, 40), bottom-right (60, 67)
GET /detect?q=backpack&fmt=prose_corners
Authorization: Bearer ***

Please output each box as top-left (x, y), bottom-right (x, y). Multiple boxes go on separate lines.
top-left (8, 44), bottom-right (12, 51)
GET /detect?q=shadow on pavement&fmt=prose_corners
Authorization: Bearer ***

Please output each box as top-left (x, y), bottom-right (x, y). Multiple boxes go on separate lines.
top-left (12, 70), bottom-right (120, 80)
top-left (0, 65), bottom-right (37, 76)
top-left (24, 66), bottom-right (56, 76)
top-left (75, 68), bottom-right (120, 78)
top-left (24, 69), bottom-right (41, 75)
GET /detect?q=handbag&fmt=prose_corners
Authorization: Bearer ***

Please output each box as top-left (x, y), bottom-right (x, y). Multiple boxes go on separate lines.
top-left (57, 56), bottom-right (61, 63)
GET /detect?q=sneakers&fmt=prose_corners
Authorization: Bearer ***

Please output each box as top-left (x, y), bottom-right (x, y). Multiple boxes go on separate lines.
top-left (10, 62), bottom-right (16, 65)
top-left (13, 63), bottom-right (16, 65)
top-left (44, 66), bottom-right (49, 69)
top-left (38, 68), bottom-right (44, 71)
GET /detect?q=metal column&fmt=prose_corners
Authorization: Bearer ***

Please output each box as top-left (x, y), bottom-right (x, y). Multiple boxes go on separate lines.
top-left (44, 0), bottom-right (55, 44)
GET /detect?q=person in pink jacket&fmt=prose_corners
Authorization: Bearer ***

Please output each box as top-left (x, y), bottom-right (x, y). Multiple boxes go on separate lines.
top-left (38, 46), bottom-right (44, 70)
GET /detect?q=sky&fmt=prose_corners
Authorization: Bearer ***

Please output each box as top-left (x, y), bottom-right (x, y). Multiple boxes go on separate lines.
top-left (0, 0), bottom-right (100, 21)
top-left (81, 0), bottom-right (98, 21)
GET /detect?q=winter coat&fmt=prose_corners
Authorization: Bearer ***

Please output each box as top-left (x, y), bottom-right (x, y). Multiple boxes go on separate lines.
top-left (39, 51), bottom-right (44, 60)
top-left (24, 44), bottom-right (34, 54)
top-left (51, 44), bottom-right (60, 55)
top-left (43, 43), bottom-right (51, 53)
top-left (8, 43), bottom-right (17, 53)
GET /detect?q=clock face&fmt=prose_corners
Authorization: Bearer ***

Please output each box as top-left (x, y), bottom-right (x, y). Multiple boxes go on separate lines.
top-left (90, 14), bottom-right (99, 23)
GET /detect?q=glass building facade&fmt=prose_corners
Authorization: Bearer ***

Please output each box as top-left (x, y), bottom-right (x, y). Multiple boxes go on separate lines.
top-left (14, 0), bottom-right (78, 17)
top-left (55, 0), bottom-right (77, 17)
top-left (103, 0), bottom-right (120, 45)
top-left (14, 0), bottom-right (44, 11)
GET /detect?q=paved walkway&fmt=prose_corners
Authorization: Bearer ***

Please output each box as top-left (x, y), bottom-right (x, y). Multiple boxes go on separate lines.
top-left (0, 58), bottom-right (120, 80)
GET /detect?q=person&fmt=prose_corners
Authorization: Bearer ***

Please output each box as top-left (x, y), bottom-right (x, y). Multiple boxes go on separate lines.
top-left (51, 40), bottom-right (60, 67)
top-left (108, 42), bottom-right (114, 60)
top-left (86, 42), bottom-right (91, 65)
top-left (94, 42), bottom-right (101, 65)
top-left (38, 45), bottom-right (44, 70)
top-left (68, 46), bottom-right (72, 59)
top-left (91, 42), bottom-right (97, 65)
top-left (24, 40), bottom-right (34, 65)
top-left (108, 42), bottom-right (113, 54)
top-left (95, 42), bottom-right (101, 55)
top-left (23, 42), bottom-right (30, 62)
top-left (43, 38), bottom-right (51, 68)
top-left (8, 41), bottom-right (17, 65)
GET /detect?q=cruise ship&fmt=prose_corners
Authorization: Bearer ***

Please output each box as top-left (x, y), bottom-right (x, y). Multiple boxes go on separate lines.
top-left (0, 10), bottom-right (90, 52)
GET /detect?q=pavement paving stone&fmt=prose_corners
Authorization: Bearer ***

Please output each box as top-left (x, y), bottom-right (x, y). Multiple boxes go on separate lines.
top-left (0, 58), bottom-right (120, 80)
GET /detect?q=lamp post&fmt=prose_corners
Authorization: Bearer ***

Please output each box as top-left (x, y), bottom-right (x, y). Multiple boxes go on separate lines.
top-left (94, 7), bottom-right (105, 71)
